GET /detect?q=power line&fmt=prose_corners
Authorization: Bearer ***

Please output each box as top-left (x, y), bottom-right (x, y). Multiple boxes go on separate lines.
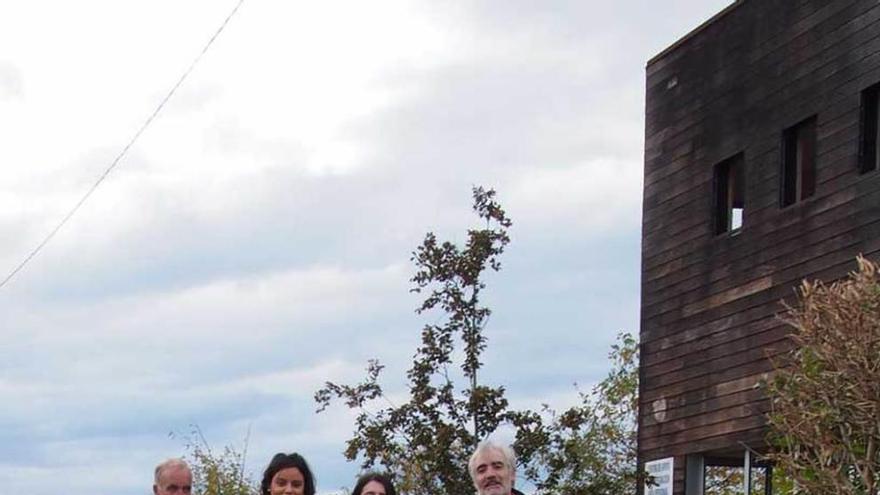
top-left (0, 0), bottom-right (246, 291)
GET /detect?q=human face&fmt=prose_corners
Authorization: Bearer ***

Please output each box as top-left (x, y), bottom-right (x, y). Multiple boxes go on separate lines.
top-left (472, 448), bottom-right (513, 495)
top-left (360, 480), bottom-right (387, 495)
top-left (270, 467), bottom-right (306, 495)
top-left (153, 466), bottom-right (192, 495)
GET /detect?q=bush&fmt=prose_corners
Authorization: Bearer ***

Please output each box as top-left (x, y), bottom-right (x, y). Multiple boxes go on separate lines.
top-left (767, 256), bottom-right (880, 494)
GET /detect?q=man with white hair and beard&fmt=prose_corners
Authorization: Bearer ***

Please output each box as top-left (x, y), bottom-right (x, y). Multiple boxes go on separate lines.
top-left (468, 440), bottom-right (525, 495)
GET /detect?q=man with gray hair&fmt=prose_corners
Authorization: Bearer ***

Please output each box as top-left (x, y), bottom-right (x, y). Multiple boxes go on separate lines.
top-left (468, 439), bottom-right (525, 495)
top-left (153, 458), bottom-right (193, 495)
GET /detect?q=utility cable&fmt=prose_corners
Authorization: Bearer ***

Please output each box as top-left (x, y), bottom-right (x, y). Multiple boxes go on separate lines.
top-left (0, 0), bottom-right (246, 291)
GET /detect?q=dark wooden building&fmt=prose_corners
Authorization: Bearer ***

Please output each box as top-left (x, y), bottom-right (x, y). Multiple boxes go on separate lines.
top-left (639, 0), bottom-right (880, 493)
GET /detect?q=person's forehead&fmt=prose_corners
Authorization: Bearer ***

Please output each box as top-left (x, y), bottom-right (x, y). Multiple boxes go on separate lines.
top-left (161, 466), bottom-right (192, 481)
top-left (276, 467), bottom-right (304, 479)
top-left (476, 448), bottom-right (507, 466)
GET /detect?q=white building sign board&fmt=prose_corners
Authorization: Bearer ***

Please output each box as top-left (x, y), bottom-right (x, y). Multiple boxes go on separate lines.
top-left (644, 457), bottom-right (674, 495)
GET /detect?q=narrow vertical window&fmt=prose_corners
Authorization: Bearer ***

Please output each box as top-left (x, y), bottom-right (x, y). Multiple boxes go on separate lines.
top-left (781, 116), bottom-right (817, 207)
top-left (714, 153), bottom-right (745, 235)
top-left (860, 82), bottom-right (880, 174)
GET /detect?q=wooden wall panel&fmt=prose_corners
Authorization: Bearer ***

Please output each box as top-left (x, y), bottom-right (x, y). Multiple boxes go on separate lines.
top-left (639, 1), bottom-right (880, 492)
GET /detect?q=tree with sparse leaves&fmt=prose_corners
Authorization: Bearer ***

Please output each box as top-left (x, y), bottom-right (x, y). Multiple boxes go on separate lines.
top-left (315, 186), bottom-right (522, 495)
top-left (766, 256), bottom-right (880, 495)
top-left (179, 425), bottom-right (258, 495)
top-left (518, 332), bottom-right (641, 495)
top-left (315, 186), bottom-right (642, 495)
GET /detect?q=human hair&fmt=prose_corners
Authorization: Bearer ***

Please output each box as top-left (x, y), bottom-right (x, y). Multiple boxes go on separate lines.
top-left (260, 452), bottom-right (316, 495)
top-left (351, 472), bottom-right (397, 495)
top-left (467, 439), bottom-right (517, 481)
top-left (154, 458), bottom-right (191, 485)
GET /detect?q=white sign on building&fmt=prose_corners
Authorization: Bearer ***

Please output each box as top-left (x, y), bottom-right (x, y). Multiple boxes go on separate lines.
top-left (644, 457), bottom-right (674, 495)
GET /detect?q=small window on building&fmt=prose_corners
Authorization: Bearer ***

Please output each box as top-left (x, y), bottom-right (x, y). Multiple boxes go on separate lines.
top-left (714, 153), bottom-right (745, 235)
top-left (780, 116), bottom-right (817, 207)
top-left (695, 452), bottom-right (774, 495)
top-left (859, 82), bottom-right (880, 174)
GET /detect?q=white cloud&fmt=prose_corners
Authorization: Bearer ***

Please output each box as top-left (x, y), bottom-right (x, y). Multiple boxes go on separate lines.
top-left (507, 157), bottom-right (643, 235)
top-left (0, 61), bottom-right (22, 100)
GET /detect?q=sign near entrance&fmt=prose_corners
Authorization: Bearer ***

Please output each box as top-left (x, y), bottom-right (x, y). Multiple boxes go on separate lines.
top-left (644, 457), bottom-right (674, 495)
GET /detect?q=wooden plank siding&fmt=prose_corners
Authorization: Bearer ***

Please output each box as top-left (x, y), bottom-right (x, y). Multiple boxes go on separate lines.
top-left (638, 1), bottom-right (880, 493)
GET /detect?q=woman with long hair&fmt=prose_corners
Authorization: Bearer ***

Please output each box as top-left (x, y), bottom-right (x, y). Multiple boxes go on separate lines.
top-left (260, 452), bottom-right (316, 495)
top-left (351, 472), bottom-right (396, 495)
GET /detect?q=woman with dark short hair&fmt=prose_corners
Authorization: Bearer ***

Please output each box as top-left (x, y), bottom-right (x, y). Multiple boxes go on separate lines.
top-left (260, 452), bottom-right (316, 495)
top-left (351, 472), bottom-right (396, 495)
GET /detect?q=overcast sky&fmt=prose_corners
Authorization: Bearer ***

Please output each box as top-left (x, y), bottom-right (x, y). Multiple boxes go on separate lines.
top-left (0, 1), bottom-right (731, 494)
